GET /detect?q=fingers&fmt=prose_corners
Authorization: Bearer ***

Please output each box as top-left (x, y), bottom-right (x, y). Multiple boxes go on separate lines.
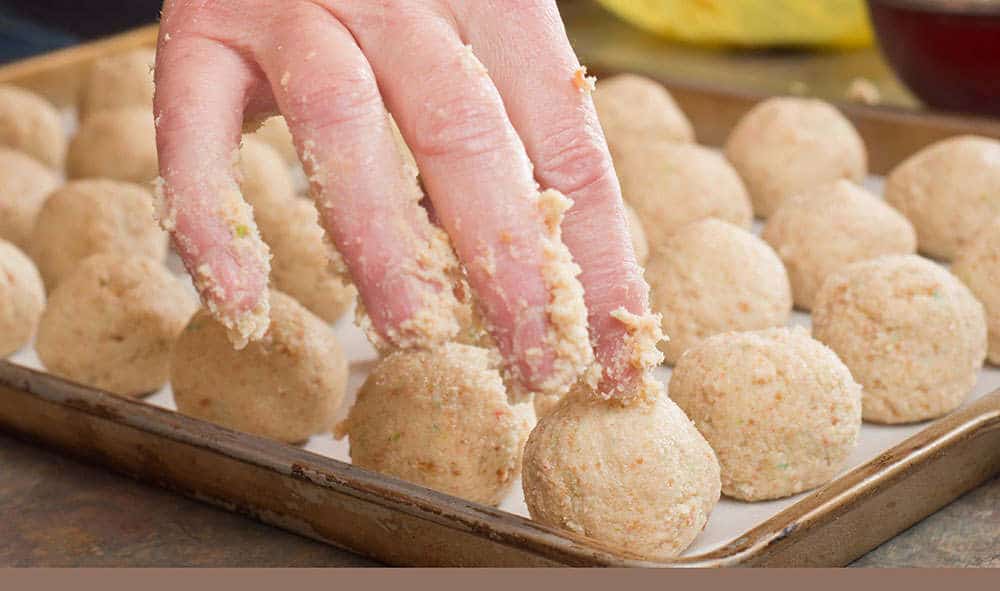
top-left (153, 31), bottom-right (272, 348)
top-left (332, 3), bottom-right (592, 397)
top-left (255, 3), bottom-right (462, 349)
top-left (452, 0), bottom-right (655, 396)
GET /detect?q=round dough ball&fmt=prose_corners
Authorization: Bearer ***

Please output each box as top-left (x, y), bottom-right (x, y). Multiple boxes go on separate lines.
top-left (522, 384), bottom-right (720, 559)
top-left (762, 180), bottom-right (917, 310)
top-left (593, 74), bottom-right (694, 162)
top-left (623, 203), bottom-right (649, 265)
top-left (670, 327), bottom-right (862, 501)
top-left (340, 343), bottom-right (534, 506)
top-left (952, 218), bottom-right (1000, 365)
top-left (0, 240), bottom-right (45, 357)
top-left (31, 179), bottom-right (168, 289)
top-left (172, 290), bottom-right (348, 443)
top-left (252, 116), bottom-right (298, 165)
top-left (259, 197), bottom-right (355, 323)
top-left (79, 48), bottom-right (155, 119)
top-left (67, 106), bottom-right (157, 183)
top-left (36, 254), bottom-right (196, 396)
top-left (646, 218), bottom-right (792, 364)
top-left (884, 135), bottom-right (1000, 261)
top-left (239, 136), bottom-right (296, 213)
top-left (0, 84), bottom-right (66, 168)
top-left (0, 147), bottom-right (59, 249)
top-left (616, 142), bottom-right (752, 252)
top-left (812, 255), bottom-right (986, 424)
top-left (725, 97), bottom-right (867, 217)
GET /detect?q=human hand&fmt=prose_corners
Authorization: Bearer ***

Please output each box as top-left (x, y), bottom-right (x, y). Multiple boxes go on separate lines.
top-left (154, 0), bottom-right (651, 397)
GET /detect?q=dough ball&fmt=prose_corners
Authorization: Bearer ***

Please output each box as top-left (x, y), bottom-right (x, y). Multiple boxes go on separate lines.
top-left (0, 147), bottom-right (59, 249)
top-left (725, 97), bottom-right (867, 217)
top-left (251, 116), bottom-right (298, 165)
top-left (762, 180), bottom-right (917, 310)
top-left (340, 343), bottom-right (534, 506)
top-left (812, 255), bottom-right (987, 424)
top-left (522, 384), bottom-right (720, 559)
top-left (646, 218), bottom-right (792, 364)
top-left (67, 106), bottom-right (157, 183)
top-left (79, 48), bottom-right (155, 119)
top-left (31, 179), bottom-right (167, 289)
top-left (616, 141), bottom-right (752, 252)
top-left (259, 197), bottom-right (355, 323)
top-left (670, 327), bottom-right (862, 501)
top-left (36, 254), bottom-right (196, 396)
top-left (239, 136), bottom-right (296, 213)
top-left (172, 290), bottom-right (348, 443)
top-left (623, 203), bottom-right (649, 265)
top-left (0, 84), bottom-right (66, 168)
top-left (0, 240), bottom-right (45, 357)
top-left (953, 218), bottom-right (1000, 365)
top-left (593, 74), bottom-right (694, 163)
top-left (884, 135), bottom-right (1000, 261)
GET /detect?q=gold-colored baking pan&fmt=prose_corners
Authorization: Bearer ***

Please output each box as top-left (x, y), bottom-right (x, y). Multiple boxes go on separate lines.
top-left (2, 20), bottom-right (999, 567)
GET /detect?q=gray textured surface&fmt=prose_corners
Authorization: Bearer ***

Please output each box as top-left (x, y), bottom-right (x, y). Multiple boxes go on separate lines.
top-left (0, 433), bottom-right (996, 567)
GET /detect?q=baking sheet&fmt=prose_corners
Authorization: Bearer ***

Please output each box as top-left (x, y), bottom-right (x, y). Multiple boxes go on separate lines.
top-left (8, 178), bottom-right (999, 558)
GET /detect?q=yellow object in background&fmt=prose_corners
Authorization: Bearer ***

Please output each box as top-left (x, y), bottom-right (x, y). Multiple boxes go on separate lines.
top-left (595, 0), bottom-right (874, 48)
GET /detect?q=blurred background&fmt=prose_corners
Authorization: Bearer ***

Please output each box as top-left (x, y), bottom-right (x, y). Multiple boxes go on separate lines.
top-left (1, 0), bottom-right (997, 117)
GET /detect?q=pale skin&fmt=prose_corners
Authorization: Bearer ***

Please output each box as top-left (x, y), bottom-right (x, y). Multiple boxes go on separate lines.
top-left (155, 0), bottom-right (650, 396)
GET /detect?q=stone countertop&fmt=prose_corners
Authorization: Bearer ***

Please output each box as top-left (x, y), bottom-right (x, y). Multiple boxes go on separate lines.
top-left (1, 433), bottom-right (996, 567)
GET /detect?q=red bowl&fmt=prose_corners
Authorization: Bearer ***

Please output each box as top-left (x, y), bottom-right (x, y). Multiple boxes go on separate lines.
top-left (867, 0), bottom-right (1000, 117)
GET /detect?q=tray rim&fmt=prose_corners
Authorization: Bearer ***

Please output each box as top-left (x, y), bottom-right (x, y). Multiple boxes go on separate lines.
top-left (2, 359), bottom-right (999, 567)
top-left (2, 23), bottom-right (1000, 567)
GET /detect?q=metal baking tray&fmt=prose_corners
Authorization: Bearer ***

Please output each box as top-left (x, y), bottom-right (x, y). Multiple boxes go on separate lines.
top-left (2, 22), bottom-right (1000, 567)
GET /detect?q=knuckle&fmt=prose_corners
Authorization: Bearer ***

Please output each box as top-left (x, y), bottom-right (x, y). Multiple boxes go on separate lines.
top-left (535, 123), bottom-right (614, 197)
top-left (291, 71), bottom-right (383, 131)
top-left (409, 93), bottom-right (512, 161)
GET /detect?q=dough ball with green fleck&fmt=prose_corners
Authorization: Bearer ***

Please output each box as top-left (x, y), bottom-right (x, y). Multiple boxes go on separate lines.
top-left (0, 84), bottom-right (66, 168)
top-left (762, 180), bottom-right (916, 310)
top-left (172, 290), bottom-right (348, 443)
top-left (78, 48), bottom-right (155, 119)
top-left (36, 254), bottom-right (196, 396)
top-left (0, 240), bottom-right (45, 357)
top-left (725, 97), bottom-right (866, 217)
top-left (812, 254), bottom-right (986, 424)
top-left (67, 106), bottom-right (158, 183)
top-left (339, 343), bottom-right (534, 506)
top-left (616, 141), bottom-right (752, 253)
top-left (885, 135), bottom-right (1000, 261)
top-left (0, 147), bottom-right (59, 249)
top-left (670, 327), bottom-right (862, 501)
top-left (646, 218), bottom-right (792, 364)
top-left (522, 382), bottom-right (720, 559)
top-left (30, 179), bottom-right (167, 289)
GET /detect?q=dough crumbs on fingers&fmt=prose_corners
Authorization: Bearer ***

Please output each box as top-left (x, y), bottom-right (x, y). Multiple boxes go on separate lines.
top-left (510, 189), bottom-right (592, 401)
top-left (605, 307), bottom-right (666, 402)
top-left (161, 173), bottom-right (272, 350)
top-left (572, 66), bottom-right (596, 94)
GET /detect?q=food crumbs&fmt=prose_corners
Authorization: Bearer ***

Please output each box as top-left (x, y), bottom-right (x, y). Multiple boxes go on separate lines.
top-left (572, 66), bottom-right (596, 93)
